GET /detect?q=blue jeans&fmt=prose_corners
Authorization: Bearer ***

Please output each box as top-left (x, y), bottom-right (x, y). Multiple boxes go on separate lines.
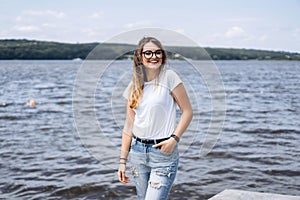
top-left (129, 138), bottom-right (179, 200)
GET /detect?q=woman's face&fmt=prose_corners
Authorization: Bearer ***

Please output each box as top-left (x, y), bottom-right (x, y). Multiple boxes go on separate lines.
top-left (141, 42), bottom-right (163, 70)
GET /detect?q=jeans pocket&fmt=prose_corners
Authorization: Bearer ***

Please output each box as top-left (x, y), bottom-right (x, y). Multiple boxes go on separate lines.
top-left (159, 148), bottom-right (172, 155)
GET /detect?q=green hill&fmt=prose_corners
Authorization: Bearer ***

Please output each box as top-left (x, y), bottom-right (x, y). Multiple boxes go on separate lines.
top-left (0, 39), bottom-right (299, 60)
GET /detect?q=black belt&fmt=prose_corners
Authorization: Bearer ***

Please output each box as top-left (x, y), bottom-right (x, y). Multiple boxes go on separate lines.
top-left (133, 135), bottom-right (170, 145)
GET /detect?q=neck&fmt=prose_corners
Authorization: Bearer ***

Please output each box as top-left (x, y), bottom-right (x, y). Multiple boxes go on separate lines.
top-left (144, 68), bottom-right (159, 82)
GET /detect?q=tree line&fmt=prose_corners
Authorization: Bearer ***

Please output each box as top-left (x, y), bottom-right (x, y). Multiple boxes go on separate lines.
top-left (0, 39), bottom-right (299, 60)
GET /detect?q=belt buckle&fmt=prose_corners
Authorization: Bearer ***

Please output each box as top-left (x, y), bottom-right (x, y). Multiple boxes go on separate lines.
top-left (143, 138), bottom-right (151, 144)
top-left (145, 139), bottom-right (151, 144)
top-left (141, 138), bottom-right (147, 144)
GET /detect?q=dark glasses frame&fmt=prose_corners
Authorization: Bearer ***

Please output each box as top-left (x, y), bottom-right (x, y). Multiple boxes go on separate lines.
top-left (142, 49), bottom-right (163, 59)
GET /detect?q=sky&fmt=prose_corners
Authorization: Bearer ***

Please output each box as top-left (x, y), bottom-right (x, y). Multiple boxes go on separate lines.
top-left (1, 0), bottom-right (300, 52)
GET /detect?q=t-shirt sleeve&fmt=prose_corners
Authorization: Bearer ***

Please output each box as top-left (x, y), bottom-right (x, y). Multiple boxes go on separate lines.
top-left (168, 70), bottom-right (182, 91)
top-left (122, 81), bottom-right (132, 99)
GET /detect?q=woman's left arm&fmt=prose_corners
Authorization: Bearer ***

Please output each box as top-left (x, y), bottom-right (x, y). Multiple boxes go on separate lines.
top-left (153, 83), bottom-right (193, 153)
top-left (171, 83), bottom-right (193, 139)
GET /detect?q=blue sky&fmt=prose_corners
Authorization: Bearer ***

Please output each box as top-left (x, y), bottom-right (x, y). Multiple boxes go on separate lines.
top-left (1, 0), bottom-right (300, 52)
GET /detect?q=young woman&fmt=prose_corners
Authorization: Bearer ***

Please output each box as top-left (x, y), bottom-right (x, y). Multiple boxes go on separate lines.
top-left (118, 37), bottom-right (193, 200)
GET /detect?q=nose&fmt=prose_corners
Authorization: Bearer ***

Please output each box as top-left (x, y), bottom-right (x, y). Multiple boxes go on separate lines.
top-left (152, 53), bottom-right (161, 59)
top-left (152, 54), bottom-right (158, 58)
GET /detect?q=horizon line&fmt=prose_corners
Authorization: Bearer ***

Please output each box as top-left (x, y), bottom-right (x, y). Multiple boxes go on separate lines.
top-left (1, 37), bottom-right (300, 54)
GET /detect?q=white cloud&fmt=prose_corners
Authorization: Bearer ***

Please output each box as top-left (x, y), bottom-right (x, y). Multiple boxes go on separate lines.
top-left (23, 10), bottom-right (66, 19)
top-left (174, 28), bottom-right (185, 34)
top-left (124, 21), bottom-right (152, 29)
top-left (15, 16), bottom-right (23, 22)
top-left (82, 28), bottom-right (97, 37)
top-left (225, 26), bottom-right (247, 39)
top-left (13, 10), bottom-right (66, 34)
top-left (258, 34), bottom-right (268, 41)
top-left (91, 11), bottom-right (104, 19)
top-left (210, 26), bottom-right (258, 48)
top-left (292, 28), bottom-right (300, 38)
top-left (15, 10), bottom-right (66, 23)
top-left (14, 25), bottom-right (40, 32)
top-left (224, 17), bottom-right (259, 23)
top-left (41, 23), bottom-right (57, 28)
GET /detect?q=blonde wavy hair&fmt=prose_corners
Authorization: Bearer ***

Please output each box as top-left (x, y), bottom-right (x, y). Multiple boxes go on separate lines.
top-left (129, 37), bottom-right (167, 109)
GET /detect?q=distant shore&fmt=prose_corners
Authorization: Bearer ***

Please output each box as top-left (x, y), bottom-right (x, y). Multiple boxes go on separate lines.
top-left (1, 39), bottom-right (300, 60)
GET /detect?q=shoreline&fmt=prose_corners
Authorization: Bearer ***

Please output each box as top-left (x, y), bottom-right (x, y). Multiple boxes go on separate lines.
top-left (1, 39), bottom-right (300, 61)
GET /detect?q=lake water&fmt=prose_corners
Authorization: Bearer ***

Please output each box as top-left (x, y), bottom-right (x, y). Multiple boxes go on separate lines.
top-left (0, 60), bottom-right (299, 199)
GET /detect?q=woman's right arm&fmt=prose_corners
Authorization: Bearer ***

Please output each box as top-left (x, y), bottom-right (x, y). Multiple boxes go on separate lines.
top-left (118, 101), bottom-right (135, 184)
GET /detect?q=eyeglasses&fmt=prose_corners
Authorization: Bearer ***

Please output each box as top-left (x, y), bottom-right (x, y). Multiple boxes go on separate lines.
top-left (142, 49), bottom-right (163, 59)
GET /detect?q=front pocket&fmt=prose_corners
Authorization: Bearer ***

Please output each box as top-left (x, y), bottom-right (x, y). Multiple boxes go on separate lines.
top-left (159, 149), bottom-right (172, 155)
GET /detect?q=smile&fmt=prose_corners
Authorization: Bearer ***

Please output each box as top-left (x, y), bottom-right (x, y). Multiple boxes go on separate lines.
top-left (148, 60), bottom-right (159, 63)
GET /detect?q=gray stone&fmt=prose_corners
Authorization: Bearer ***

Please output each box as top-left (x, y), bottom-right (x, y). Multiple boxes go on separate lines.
top-left (209, 189), bottom-right (300, 200)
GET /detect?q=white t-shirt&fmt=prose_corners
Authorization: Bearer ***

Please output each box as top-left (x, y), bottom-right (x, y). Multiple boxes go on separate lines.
top-left (123, 69), bottom-right (182, 139)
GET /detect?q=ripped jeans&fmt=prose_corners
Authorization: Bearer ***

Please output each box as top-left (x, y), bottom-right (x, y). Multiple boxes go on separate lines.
top-left (129, 138), bottom-right (179, 200)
